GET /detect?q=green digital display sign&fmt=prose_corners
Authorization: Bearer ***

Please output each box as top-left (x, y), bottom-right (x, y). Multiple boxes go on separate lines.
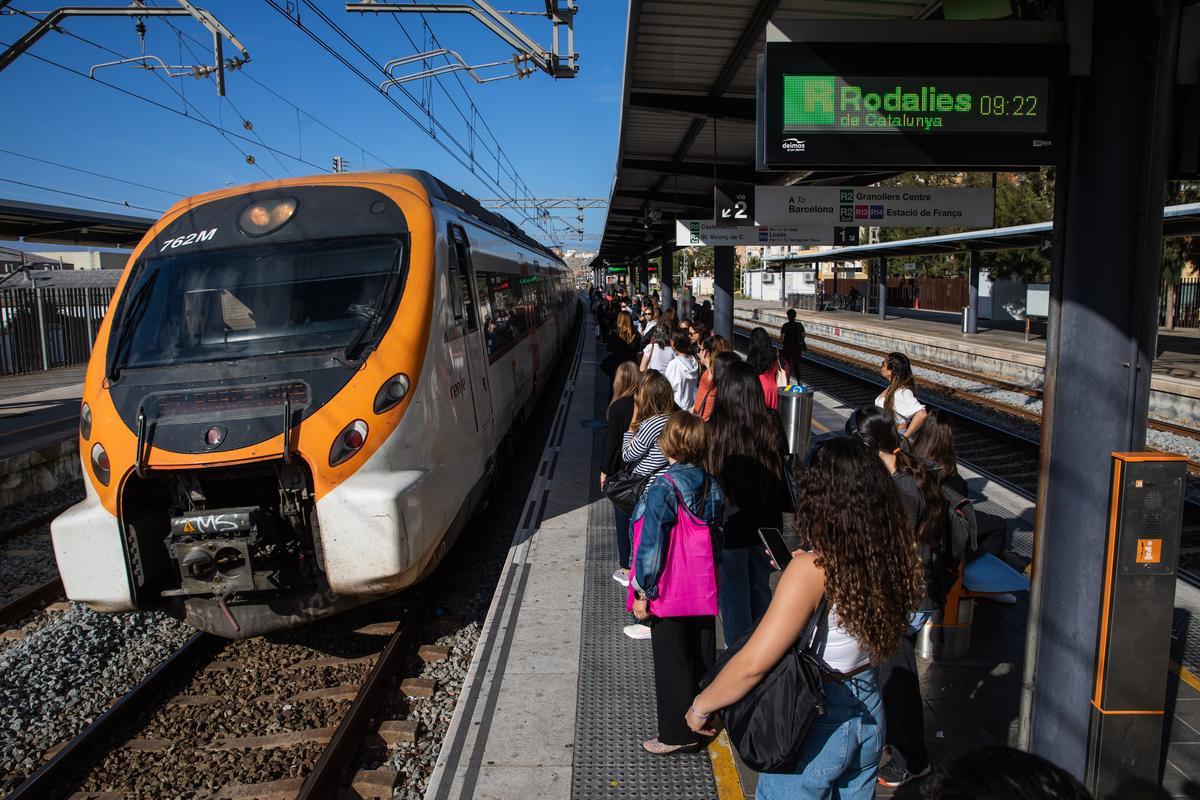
top-left (781, 75), bottom-right (1050, 135)
top-left (758, 40), bottom-right (1065, 169)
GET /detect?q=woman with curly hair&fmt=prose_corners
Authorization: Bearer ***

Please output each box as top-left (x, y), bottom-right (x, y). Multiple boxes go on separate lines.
top-left (849, 404), bottom-right (947, 788)
top-left (877, 352), bottom-right (928, 442)
top-left (686, 436), bottom-right (923, 797)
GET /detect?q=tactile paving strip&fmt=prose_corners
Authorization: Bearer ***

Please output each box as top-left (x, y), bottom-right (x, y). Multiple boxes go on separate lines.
top-left (570, 338), bottom-right (717, 800)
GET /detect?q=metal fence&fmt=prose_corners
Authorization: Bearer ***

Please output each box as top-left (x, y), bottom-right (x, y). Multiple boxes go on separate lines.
top-left (1162, 279), bottom-right (1200, 329)
top-left (0, 287), bottom-right (114, 376)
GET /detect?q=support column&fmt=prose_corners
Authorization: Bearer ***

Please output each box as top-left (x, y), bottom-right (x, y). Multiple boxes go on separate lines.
top-left (714, 245), bottom-right (734, 341)
top-left (780, 258), bottom-right (788, 308)
top-left (1021, 1), bottom-right (1179, 790)
top-left (638, 255), bottom-right (650, 295)
top-left (877, 258), bottom-right (887, 321)
top-left (661, 241), bottom-right (675, 311)
top-left (966, 250), bottom-right (980, 334)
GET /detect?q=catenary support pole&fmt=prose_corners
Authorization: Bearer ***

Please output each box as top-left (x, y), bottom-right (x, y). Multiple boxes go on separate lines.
top-left (661, 240), bottom-right (674, 311)
top-left (714, 245), bottom-right (734, 341)
top-left (966, 249), bottom-right (979, 334)
top-left (1021, 0), bottom-right (1179, 788)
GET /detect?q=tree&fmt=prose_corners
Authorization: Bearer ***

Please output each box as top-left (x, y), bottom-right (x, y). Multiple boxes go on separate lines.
top-left (877, 170), bottom-right (1055, 281)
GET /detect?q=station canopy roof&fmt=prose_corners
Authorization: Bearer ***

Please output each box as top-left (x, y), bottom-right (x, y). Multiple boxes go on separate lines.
top-left (0, 198), bottom-right (156, 248)
top-left (597, 0), bottom-right (936, 264)
top-left (761, 202), bottom-right (1200, 264)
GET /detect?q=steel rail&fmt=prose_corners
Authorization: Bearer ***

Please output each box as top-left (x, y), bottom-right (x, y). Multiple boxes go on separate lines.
top-left (297, 590), bottom-right (435, 799)
top-left (5, 631), bottom-right (220, 800)
top-left (735, 317), bottom-right (1200, 474)
top-left (0, 576), bottom-right (62, 627)
top-left (0, 503), bottom-right (75, 543)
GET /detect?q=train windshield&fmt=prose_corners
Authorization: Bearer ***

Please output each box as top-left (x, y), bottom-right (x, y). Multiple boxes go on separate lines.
top-left (109, 236), bottom-right (405, 372)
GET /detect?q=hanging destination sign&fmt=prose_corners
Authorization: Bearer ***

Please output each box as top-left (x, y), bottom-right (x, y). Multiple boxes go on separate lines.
top-left (753, 186), bottom-right (995, 228)
top-left (676, 220), bottom-right (829, 247)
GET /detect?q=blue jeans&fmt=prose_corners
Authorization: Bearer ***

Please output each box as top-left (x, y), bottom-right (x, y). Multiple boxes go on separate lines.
top-left (613, 506), bottom-right (632, 569)
top-left (756, 670), bottom-right (884, 800)
top-left (718, 546), bottom-right (773, 645)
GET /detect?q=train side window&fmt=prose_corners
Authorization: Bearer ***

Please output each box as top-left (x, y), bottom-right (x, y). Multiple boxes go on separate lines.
top-left (447, 225), bottom-right (478, 334)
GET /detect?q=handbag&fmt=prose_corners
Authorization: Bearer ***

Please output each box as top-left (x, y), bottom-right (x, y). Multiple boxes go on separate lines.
top-left (701, 596), bottom-right (830, 772)
top-left (625, 473), bottom-right (719, 618)
top-left (603, 465), bottom-right (652, 517)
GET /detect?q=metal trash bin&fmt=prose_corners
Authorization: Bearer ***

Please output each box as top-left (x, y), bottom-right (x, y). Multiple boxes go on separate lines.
top-left (915, 598), bottom-right (974, 661)
top-left (776, 386), bottom-right (813, 457)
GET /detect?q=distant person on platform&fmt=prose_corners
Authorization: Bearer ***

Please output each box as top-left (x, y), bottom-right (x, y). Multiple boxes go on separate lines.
top-left (697, 300), bottom-right (714, 329)
top-left (779, 309), bottom-right (807, 384)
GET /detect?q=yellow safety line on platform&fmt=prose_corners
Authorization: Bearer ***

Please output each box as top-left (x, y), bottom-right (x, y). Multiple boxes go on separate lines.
top-left (708, 730), bottom-right (747, 800)
top-left (1170, 660), bottom-right (1200, 693)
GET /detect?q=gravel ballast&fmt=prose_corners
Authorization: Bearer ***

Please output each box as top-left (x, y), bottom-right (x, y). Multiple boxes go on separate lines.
top-left (0, 606), bottom-right (192, 793)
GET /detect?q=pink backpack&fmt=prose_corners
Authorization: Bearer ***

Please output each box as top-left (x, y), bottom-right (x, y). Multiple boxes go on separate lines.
top-left (626, 473), bottom-right (719, 618)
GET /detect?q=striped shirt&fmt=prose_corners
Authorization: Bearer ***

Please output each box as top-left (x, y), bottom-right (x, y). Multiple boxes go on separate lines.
top-left (622, 413), bottom-right (670, 477)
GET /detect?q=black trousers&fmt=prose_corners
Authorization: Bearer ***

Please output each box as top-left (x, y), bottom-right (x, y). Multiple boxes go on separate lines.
top-left (879, 632), bottom-right (930, 772)
top-left (650, 615), bottom-right (716, 745)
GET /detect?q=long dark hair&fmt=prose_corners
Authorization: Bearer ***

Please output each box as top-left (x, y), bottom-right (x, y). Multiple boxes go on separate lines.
top-left (796, 437), bottom-right (923, 663)
top-left (850, 405), bottom-right (944, 547)
top-left (881, 352), bottom-right (917, 417)
top-left (707, 360), bottom-right (784, 509)
top-left (746, 327), bottom-right (777, 376)
top-left (911, 408), bottom-right (957, 478)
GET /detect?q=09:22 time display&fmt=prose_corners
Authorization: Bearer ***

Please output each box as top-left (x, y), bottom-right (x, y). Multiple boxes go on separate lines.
top-left (978, 95), bottom-right (1039, 116)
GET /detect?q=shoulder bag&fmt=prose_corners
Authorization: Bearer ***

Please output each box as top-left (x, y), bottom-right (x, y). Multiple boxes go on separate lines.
top-left (603, 465), bottom-right (652, 517)
top-left (701, 596), bottom-right (830, 772)
top-left (625, 473), bottom-right (719, 618)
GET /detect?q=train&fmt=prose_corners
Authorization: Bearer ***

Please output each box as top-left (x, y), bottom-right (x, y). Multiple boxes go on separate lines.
top-left (50, 170), bottom-right (578, 638)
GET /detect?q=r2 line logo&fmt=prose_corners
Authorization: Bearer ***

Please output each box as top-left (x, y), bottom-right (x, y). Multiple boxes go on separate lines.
top-left (160, 228), bottom-right (218, 252)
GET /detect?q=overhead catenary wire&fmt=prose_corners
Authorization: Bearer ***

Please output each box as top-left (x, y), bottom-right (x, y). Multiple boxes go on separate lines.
top-left (0, 42), bottom-right (330, 174)
top-left (0, 176), bottom-right (164, 214)
top-left (265, 0), bottom-right (558, 243)
top-left (141, 1), bottom-right (293, 178)
top-left (0, 147), bottom-right (185, 197)
top-left (128, 6), bottom-right (393, 170)
top-left (3, 5), bottom-right (277, 179)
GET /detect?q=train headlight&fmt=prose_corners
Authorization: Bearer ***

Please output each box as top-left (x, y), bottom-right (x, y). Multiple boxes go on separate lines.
top-left (329, 419), bottom-right (368, 467)
top-left (91, 442), bottom-right (111, 486)
top-left (237, 197), bottom-right (297, 237)
top-left (80, 403), bottom-right (92, 440)
top-left (373, 373), bottom-right (411, 414)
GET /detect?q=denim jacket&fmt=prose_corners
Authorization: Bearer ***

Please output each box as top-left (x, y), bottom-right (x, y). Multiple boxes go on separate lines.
top-left (631, 462), bottom-right (726, 600)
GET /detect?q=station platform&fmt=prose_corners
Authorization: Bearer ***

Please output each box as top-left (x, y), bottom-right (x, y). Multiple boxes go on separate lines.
top-left (424, 331), bottom-right (1200, 799)
top-left (0, 366), bottom-right (84, 506)
top-left (725, 299), bottom-right (1200, 425)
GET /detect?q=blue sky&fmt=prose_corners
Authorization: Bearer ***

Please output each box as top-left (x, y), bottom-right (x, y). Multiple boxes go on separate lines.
top-left (0, 1), bottom-right (626, 248)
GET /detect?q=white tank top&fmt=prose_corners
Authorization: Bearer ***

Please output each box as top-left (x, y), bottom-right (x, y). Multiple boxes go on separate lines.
top-left (812, 605), bottom-right (869, 673)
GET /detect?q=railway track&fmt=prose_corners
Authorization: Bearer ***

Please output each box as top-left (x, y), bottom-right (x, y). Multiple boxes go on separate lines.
top-left (0, 315), bottom-right (584, 799)
top-left (733, 321), bottom-right (1200, 584)
top-left (738, 311), bottom-right (1200, 473)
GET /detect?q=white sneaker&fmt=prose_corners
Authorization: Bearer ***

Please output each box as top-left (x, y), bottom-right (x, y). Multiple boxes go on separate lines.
top-left (623, 623), bottom-right (651, 640)
top-left (983, 592), bottom-right (1018, 605)
top-left (612, 568), bottom-right (630, 587)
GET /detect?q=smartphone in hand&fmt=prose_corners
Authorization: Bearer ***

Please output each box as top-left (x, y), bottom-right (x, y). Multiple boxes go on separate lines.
top-left (758, 527), bottom-right (793, 570)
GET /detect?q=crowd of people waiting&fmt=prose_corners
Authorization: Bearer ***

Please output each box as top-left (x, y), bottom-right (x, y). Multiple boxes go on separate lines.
top-left (586, 285), bottom-right (1073, 799)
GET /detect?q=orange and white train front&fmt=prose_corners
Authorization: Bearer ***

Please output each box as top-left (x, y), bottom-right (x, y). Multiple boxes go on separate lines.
top-left (51, 173), bottom-right (448, 638)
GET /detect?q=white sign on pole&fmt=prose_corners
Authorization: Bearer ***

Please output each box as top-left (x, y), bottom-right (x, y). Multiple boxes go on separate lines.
top-left (676, 219), bottom-right (829, 247)
top-left (754, 186), bottom-right (995, 228)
